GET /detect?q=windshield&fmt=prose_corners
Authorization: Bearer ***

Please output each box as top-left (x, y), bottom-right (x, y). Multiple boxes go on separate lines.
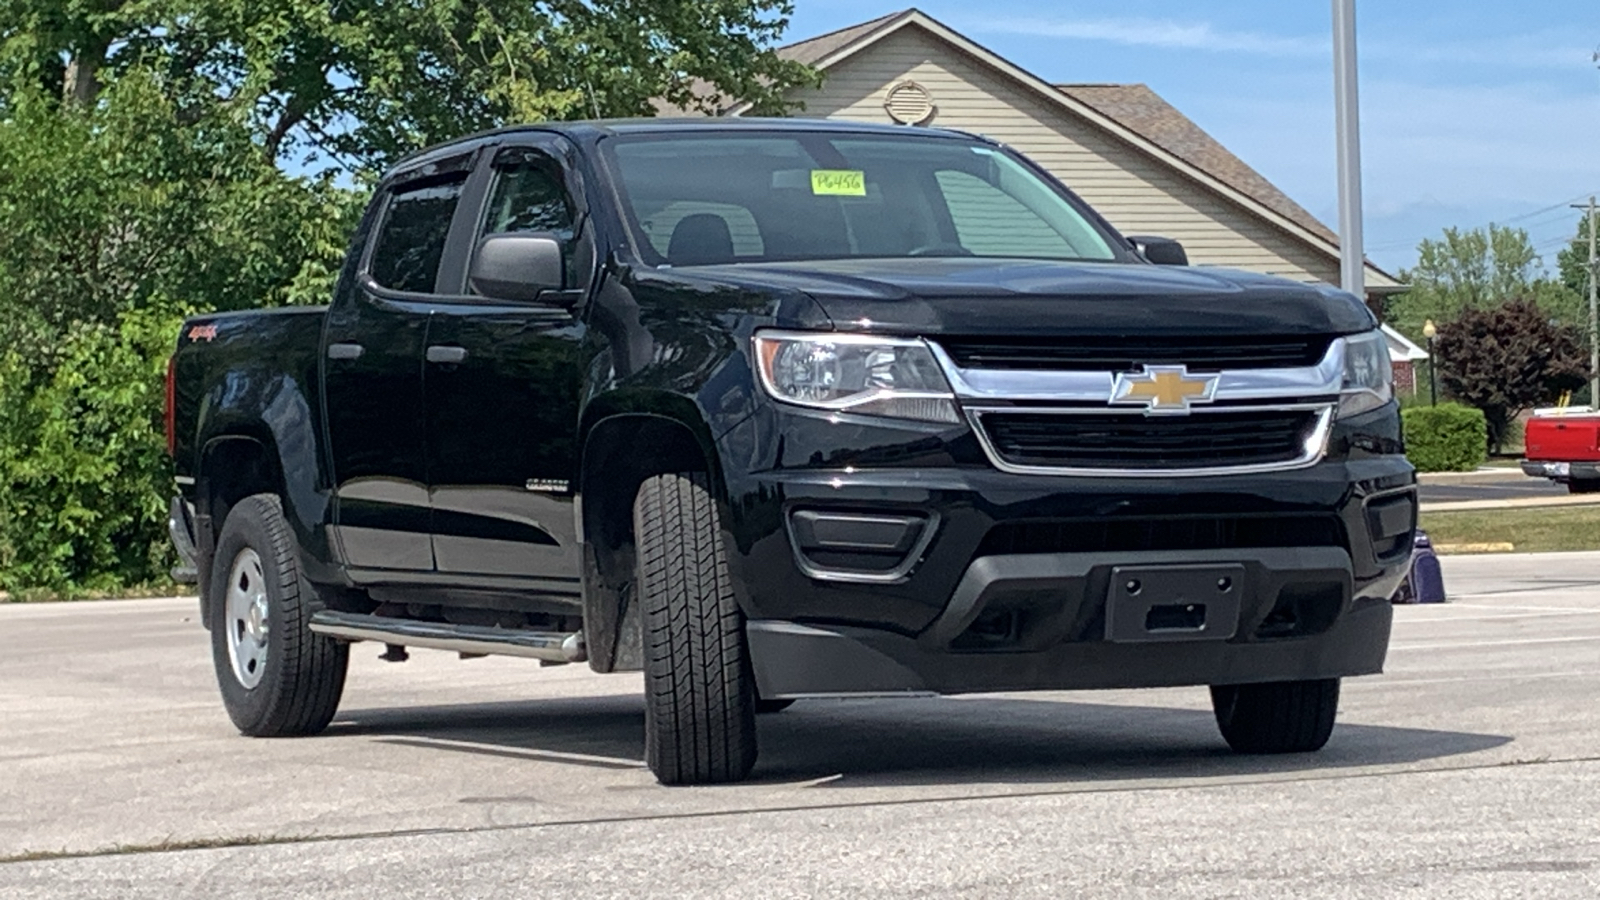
top-left (604, 131), bottom-right (1121, 266)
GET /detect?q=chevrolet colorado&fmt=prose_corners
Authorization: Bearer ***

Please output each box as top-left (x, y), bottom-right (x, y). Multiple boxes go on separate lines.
top-left (167, 118), bottom-right (1415, 785)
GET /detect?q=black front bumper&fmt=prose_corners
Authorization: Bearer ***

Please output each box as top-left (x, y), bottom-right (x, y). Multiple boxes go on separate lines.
top-left (746, 547), bottom-right (1393, 698)
top-left (719, 419), bottom-right (1415, 697)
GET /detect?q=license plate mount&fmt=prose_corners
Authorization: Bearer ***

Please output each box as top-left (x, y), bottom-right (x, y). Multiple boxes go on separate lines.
top-left (1105, 564), bottom-right (1245, 643)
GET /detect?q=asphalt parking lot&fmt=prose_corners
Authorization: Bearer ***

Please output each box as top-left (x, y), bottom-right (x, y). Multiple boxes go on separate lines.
top-left (1416, 473), bottom-right (1567, 505)
top-left (4, 552), bottom-right (1600, 899)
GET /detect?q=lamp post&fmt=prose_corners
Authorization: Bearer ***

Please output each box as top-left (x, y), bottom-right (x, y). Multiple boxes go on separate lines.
top-left (1423, 319), bottom-right (1438, 406)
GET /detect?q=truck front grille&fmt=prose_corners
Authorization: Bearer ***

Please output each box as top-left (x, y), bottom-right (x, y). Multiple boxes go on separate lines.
top-left (974, 408), bottom-right (1322, 471)
top-left (977, 514), bottom-right (1344, 556)
top-left (938, 335), bottom-right (1332, 371)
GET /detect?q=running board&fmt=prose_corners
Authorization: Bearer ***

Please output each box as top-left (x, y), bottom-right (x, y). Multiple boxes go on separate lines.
top-left (308, 611), bottom-right (586, 663)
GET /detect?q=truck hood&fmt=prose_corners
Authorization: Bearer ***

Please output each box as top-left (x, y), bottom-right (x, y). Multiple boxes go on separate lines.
top-left (679, 258), bottom-right (1375, 337)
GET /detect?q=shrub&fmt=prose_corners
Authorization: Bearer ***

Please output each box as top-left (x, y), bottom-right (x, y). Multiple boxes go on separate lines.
top-left (0, 307), bottom-right (187, 592)
top-left (1403, 404), bottom-right (1488, 472)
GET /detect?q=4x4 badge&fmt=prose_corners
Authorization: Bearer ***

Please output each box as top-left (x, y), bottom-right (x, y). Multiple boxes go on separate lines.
top-left (1111, 365), bottom-right (1220, 415)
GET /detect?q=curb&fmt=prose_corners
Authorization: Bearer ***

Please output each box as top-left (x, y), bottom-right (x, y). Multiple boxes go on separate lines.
top-left (1421, 495), bottom-right (1600, 513)
top-left (1416, 468), bottom-right (1529, 484)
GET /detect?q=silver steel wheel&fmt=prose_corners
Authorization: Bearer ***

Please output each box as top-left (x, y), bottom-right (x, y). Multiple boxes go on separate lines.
top-left (223, 548), bottom-right (270, 689)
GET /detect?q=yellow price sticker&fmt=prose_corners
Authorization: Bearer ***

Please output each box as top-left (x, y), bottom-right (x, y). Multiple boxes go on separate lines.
top-left (810, 169), bottom-right (866, 197)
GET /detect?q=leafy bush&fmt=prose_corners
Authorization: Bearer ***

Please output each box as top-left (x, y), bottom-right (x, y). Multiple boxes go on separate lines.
top-left (0, 308), bottom-right (186, 591)
top-left (0, 77), bottom-right (359, 593)
top-left (1403, 404), bottom-right (1489, 472)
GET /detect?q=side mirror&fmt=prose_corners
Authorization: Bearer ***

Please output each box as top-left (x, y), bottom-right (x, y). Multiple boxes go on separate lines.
top-left (1127, 235), bottom-right (1189, 266)
top-left (469, 233), bottom-right (565, 302)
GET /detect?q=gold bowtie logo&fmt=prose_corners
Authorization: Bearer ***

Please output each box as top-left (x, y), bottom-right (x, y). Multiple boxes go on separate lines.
top-left (1111, 366), bottom-right (1219, 414)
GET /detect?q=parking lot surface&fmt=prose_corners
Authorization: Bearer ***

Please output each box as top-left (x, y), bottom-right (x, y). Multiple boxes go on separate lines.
top-left (3, 552), bottom-right (1599, 898)
top-left (1416, 475), bottom-right (1567, 505)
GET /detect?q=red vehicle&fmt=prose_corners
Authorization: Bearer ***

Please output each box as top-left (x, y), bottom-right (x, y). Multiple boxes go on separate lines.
top-left (1523, 410), bottom-right (1600, 493)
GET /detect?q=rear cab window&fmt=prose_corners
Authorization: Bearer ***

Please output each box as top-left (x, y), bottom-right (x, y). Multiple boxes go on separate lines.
top-left (367, 175), bottom-right (468, 294)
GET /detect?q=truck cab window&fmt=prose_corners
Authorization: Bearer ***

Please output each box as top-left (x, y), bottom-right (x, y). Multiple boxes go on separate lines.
top-left (368, 179), bottom-right (465, 293)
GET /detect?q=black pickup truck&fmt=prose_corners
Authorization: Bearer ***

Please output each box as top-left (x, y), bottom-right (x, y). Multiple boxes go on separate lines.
top-left (167, 118), bottom-right (1415, 785)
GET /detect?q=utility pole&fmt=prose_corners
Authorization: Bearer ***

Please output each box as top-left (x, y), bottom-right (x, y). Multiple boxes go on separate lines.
top-left (1590, 197), bottom-right (1597, 408)
top-left (1573, 197), bottom-right (1599, 407)
top-left (1332, 0), bottom-right (1364, 297)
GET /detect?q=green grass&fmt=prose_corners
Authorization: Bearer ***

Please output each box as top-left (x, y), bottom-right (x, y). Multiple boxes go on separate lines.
top-left (1420, 505), bottom-right (1600, 553)
top-left (0, 581), bottom-right (193, 603)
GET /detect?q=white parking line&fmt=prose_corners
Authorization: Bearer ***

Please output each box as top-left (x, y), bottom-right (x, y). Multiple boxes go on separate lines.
top-left (1397, 610), bottom-right (1600, 622)
top-left (1441, 602), bottom-right (1600, 613)
top-left (1362, 670), bottom-right (1600, 687)
top-left (1389, 635), bottom-right (1600, 651)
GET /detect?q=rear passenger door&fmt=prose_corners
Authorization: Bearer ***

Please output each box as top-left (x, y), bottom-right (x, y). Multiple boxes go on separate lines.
top-left (324, 154), bottom-right (472, 573)
top-left (422, 138), bottom-right (592, 584)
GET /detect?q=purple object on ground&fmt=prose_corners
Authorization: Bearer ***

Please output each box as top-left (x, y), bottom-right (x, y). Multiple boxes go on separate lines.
top-left (1395, 531), bottom-right (1446, 604)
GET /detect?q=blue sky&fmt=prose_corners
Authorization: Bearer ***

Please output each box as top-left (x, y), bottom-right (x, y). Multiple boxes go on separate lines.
top-left (781, 1), bottom-right (1600, 274)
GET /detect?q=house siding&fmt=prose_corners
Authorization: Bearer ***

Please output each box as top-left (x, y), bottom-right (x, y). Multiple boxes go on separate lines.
top-left (785, 26), bottom-right (1343, 286)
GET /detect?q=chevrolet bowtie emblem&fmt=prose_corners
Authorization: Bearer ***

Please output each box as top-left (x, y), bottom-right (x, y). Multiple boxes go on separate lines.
top-left (1111, 365), bottom-right (1219, 414)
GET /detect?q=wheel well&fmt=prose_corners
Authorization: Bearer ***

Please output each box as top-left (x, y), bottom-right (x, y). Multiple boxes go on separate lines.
top-left (579, 414), bottom-right (714, 671)
top-left (201, 437), bottom-right (281, 538)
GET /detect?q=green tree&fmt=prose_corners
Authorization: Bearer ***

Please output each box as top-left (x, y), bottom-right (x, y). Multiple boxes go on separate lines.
top-left (0, 1), bottom-right (817, 592)
top-left (1389, 224), bottom-right (1583, 341)
top-left (1433, 299), bottom-right (1590, 453)
top-left (1557, 212), bottom-right (1595, 310)
top-left (2, 0), bottom-right (817, 172)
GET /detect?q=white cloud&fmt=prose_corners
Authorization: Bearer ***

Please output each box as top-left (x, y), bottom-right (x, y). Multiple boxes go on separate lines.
top-left (963, 15), bottom-right (1595, 72)
top-left (968, 15), bottom-right (1323, 57)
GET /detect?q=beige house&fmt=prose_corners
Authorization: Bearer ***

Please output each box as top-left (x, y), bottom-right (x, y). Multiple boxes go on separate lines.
top-left (683, 9), bottom-right (1427, 383)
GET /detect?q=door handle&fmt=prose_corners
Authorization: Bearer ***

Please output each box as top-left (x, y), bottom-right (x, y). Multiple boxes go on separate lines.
top-left (426, 345), bottom-right (468, 365)
top-left (327, 342), bottom-right (365, 361)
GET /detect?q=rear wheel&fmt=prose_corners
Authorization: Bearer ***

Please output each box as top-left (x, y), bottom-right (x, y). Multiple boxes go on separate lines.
top-left (1568, 478), bottom-right (1600, 494)
top-left (1210, 678), bottom-right (1339, 754)
top-left (209, 494), bottom-right (348, 737)
top-left (635, 472), bottom-right (758, 785)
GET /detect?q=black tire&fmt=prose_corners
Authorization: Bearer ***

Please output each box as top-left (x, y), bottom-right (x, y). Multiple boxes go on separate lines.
top-left (755, 698), bottom-right (796, 715)
top-left (635, 472), bottom-right (758, 785)
top-left (209, 493), bottom-right (348, 737)
top-left (1569, 479), bottom-right (1600, 495)
top-left (1210, 678), bottom-right (1339, 754)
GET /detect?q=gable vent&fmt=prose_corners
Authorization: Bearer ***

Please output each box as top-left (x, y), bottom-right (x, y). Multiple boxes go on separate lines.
top-left (884, 81), bottom-right (936, 125)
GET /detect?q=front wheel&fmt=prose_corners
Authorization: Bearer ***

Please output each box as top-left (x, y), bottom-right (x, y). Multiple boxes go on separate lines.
top-left (1210, 679), bottom-right (1339, 754)
top-left (209, 494), bottom-right (348, 737)
top-left (634, 472), bottom-right (759, 785)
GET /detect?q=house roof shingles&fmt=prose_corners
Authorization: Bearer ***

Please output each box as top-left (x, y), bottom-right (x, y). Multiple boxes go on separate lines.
top-left (1055, 83), bottom-right (1339, 246)
top-left (776, 11), bottom-right (910, 67)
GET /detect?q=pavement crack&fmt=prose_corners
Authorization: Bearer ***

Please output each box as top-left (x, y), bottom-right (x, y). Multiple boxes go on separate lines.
top-left (8, 752), bottom-right (1600, 867)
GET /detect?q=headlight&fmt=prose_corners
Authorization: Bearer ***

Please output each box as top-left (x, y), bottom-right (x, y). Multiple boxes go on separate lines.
top-left (753, 331), bottom-right (960, 424)
top-left (1337, 329), bottom-right (1393, 419)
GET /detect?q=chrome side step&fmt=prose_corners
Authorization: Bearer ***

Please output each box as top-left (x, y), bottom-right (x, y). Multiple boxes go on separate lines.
top-left (308, 610), bottom-right (586, 663)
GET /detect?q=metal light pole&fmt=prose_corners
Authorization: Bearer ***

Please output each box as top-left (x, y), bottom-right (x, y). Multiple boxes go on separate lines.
top-left (1591, 198), bottom-right (1598, 407)
top-left (1332, 0), bottom-right (1365, 298)
top-left (1423, 319), bottom-right (1438, 406)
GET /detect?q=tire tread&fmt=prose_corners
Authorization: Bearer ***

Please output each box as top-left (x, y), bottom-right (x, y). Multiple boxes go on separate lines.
top-left (636, 472), bottom-right (757, 784)
top-left (1211, 678), bottom-right (1339, 754)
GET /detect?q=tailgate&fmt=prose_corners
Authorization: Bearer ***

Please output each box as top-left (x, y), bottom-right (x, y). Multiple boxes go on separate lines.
top-left (1525, 417), bottom-right (1600, 461)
